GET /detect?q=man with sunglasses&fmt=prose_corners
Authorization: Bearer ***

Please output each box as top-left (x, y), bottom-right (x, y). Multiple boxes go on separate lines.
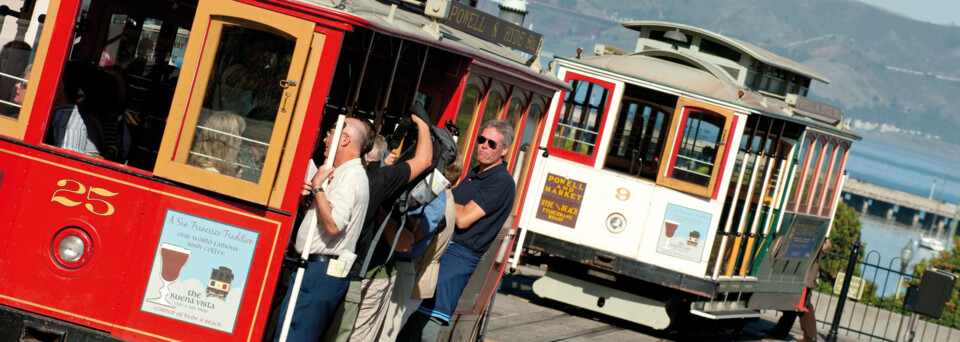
top-left (401, 120), bottom-right (516, 342)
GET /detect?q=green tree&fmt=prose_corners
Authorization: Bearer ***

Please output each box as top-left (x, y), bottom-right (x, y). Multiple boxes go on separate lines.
top-left (819, 202), bottom-right (864, 285)
top-left (910, 237), bottom-right (960, 328)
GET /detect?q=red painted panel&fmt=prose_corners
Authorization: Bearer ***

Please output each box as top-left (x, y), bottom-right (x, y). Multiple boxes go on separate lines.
top-left (0, 141), bottom-right (293, 341)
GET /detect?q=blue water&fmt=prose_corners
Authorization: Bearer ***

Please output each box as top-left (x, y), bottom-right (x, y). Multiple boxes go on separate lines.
top-left (846, 138), bottom-right (960, 205)
top-left (841, 137), bottom-right (959, 297)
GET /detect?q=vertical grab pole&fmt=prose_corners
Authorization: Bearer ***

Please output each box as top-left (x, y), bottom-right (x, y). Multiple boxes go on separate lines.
top-left (762, 157), bottom-right (789, 235)
top-left (725, 120), bottom-right (764, 276)
top-left (279, 115), bottom-right (345, 342)
top-left (739, 155), bottom-right (774, 276)
top-left (374, 40), bottom-right (405, 130)
top-left (347, 33), bottom-right (377, 117)
top-left (775, 132), bottom-right (803, 235)
top-left (713, 148), bottom-right (748, 279)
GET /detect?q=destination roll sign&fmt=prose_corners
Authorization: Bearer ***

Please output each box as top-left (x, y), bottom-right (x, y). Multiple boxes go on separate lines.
top-left (444, 1), bottom-right (543, 56)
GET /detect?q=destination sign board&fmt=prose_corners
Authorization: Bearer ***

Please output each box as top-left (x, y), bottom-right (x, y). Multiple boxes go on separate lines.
top-left (445, 1), bottom-right (543, 56)
top-left (536, 173), bottom-right (586, 228)
top-left (794, 96), bottom-right (843, 124)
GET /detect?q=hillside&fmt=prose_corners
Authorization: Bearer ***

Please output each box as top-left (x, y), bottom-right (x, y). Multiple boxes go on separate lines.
top-left (495, 0), bottom-right (960, 146)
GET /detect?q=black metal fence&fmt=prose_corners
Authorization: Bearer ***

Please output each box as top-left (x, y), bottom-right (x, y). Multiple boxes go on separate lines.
top-left (800, 240), bottom-right (960, 342)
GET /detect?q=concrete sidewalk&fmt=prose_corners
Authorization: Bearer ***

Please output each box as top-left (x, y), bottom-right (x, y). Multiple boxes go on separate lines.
top-left (745, 313), bottom-right (862, 342)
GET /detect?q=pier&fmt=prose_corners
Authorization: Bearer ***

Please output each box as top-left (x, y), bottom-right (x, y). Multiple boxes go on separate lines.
top-left (841, 178), bottom-right (957, 231)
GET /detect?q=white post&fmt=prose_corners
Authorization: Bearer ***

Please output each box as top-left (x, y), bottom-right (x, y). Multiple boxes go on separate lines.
top-left (279, 115), bottom-right (345, 342)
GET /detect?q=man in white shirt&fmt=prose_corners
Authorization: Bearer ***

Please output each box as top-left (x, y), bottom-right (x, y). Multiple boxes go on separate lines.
top-left (274, 117), bottom-right (374, 342)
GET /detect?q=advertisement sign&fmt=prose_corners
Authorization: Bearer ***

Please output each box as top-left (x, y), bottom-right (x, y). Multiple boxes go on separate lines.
top-left (536, 173), bottom-right (586, 228)
top-left (140, 209), bottom-right (259, 333)
top-left (656, 204), bottom-right (712, 262)
top-left (782, 217), bottom-right (820, 259)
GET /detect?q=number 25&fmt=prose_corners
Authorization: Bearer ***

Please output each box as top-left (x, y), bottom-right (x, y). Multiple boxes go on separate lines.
top-left (51, 179), bottom-right (118, 216)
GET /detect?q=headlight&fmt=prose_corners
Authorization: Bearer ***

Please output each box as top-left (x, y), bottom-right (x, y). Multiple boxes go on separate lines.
top-left (59, 235), bottom-right (85, 262)
top-left (52, 227), bottom-right (93, 269)
top-left (606, 213), bottom-right (626, 234)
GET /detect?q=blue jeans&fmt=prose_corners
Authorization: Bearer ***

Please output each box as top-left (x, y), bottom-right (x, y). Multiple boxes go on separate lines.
top-left (273, 259), bottom-right (349, 342)
top-left (415, 242), bottom-right (483, 324)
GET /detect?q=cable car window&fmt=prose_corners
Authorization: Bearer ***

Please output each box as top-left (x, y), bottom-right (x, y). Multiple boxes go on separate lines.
top-left (788, 135), bottom-right (811, 209)
top-left (822, 144), bottom-right (846, 215)
top-left (504, 94), bottom-right (525, 128)
top-left (670, 109), bottom-right (724, 187)
top-left (482, 90), bottom-right (502, 122)
top-left (0, 0), bottom-right (52, 139)
top-left (455, 84), bottom-right (481, 154)
top-left (811, 142), bottom-right (835, 213)
top-left (604, 100), bottom-right (671, 180)
top-left (552, 79), bottom-right (608, 157)
top-left (181, 26), bottom-right (295, 182)
top-left (151, 0), bottom-right (314, 205)
top-left (799, 138), bottom-right (823, 210)
top-left (0, 40), bottom-right (34, 119)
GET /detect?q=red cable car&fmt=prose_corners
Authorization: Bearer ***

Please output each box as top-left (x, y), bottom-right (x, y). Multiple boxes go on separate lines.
top-left (0, 0), bottom-right (564, 340)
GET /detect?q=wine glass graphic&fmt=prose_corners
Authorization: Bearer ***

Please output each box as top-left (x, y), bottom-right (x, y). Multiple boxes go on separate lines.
top-left (663, 220), bottom-right (679, 248)
top-left (149, 243), bottom-right (192, 307)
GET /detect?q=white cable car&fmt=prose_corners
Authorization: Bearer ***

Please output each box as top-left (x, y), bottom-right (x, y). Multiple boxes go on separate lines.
top-left (511, 21), bottom-right (858, 330)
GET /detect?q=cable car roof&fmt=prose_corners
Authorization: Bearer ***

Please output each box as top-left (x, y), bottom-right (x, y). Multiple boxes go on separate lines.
top-left (556, 53), bottom-right (860, 140)
top-left (622, 21), bottom-right (830, 84)
top-left (288, 0), bottom-right (567, 92)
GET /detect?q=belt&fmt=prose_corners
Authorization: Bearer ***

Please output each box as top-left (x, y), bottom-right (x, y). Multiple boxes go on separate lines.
top-left (308, 254), bottom-right (337, 262)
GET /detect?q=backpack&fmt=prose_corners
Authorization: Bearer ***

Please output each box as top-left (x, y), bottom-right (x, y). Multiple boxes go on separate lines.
top-left (394, 120), bottom-right (458, 212)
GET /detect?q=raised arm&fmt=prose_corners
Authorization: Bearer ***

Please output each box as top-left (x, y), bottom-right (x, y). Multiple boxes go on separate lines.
top-left (404, 114), bottom-right (433, 182)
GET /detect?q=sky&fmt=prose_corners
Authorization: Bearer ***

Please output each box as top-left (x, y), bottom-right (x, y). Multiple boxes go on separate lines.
top-left (857, 0), bottom-right (960, 25)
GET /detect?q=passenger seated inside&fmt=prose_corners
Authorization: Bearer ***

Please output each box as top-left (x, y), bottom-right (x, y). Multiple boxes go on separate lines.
top-left (46, 62), bottom-right (103, 157)
top-left (81, 69), bottom-right (132, 163)
top-left (187, 110), bottom-right (246, 177)
top-left (3, 64), bottom-right (30, 119)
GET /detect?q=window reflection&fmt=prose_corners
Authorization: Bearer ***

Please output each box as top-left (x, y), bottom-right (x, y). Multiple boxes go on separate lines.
top-left (671, 110), bottom-right (723, 187)
top-left (552, 79), bottom-right (608, 156)
top-left (604, 100), bottom-right (671, 180)
top-left (187, 25), bottom-right (295, 182)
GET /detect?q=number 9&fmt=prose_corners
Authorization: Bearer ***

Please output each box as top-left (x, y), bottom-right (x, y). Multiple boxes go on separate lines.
top-left (616, 187), bottom-right (630, 201)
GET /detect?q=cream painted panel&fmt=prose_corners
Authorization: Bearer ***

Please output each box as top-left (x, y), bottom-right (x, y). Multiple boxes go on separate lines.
top-left (636, 187), bottom-right (724, 277)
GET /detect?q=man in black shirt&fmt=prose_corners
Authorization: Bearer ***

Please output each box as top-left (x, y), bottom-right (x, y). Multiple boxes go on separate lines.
top-left (327, 104), bottom-right (433, 342)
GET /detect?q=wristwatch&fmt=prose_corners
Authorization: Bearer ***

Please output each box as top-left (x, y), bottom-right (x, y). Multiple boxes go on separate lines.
top-left (310, 187), bottom-right (324, 195)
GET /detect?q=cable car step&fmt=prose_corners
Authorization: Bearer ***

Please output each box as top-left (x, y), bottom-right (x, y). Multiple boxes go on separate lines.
top-left (689, 308), bottom-right (761, 320)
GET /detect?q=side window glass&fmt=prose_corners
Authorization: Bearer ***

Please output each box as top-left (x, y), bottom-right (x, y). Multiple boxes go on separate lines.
top-left (800, 139), bottom-right (823, 210)
top-left (0, 41), bottom-right (34, 119)
top-left (551, 79), bottom-right (608, 157)
top-left (0, 0), bottom-right (51, 135)
top-left (604, 100), bottom-right (671, 180)
top-left (788, 136), bottom-right (811, 209)
top-left (670, 110), bottom-right (724, 187)
top-left (36, 2), bottom-right (196, 166)
top-left (455, 84), bottom-right (481, 154)
top-left (186, 26), bottom-right (295, 182)
top-left (822, 145), bottom-right (845, 214)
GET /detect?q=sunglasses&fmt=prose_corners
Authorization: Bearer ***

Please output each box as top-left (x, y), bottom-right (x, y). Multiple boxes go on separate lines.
top-left (16, 80), bottom-right (26, 90)
top-left (476, 135), bottom-right (499, 149)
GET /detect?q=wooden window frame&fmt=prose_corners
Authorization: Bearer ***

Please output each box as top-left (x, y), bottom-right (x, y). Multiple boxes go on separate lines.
top-left (656, 98), bottom-right (736, 199)
top-left (0, 0), bottom-right (64, 141)
top-left (153, 0), bottom-right (315, 205)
